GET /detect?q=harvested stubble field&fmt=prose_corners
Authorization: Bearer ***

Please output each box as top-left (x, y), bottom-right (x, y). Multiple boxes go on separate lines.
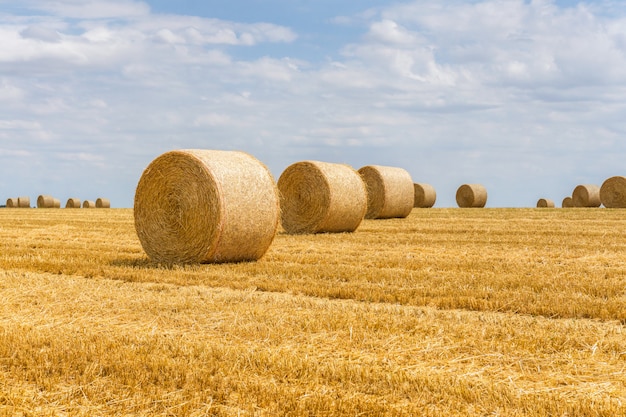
top-left (1, 208), bottom-right (626, 416)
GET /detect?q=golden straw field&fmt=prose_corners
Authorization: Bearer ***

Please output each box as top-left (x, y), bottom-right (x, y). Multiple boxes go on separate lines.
top-left (1, 208), bottom-right (626, 416)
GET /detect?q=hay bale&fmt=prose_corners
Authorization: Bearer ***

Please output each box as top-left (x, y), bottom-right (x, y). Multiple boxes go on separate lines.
top-left (17, 196), bottom-right (30, 208)
top-left (37, 195), bottom-right (55, 208)
top-left (562, 197), bottom-right (574, 208)
top-left (96, 198), bottom-right (111, 208)
top-left (456, 184), bottom-right (488, 208)
top-left (572, 184), bottom-right (601, 207)
top-left (53, 198), bottom-right (60, 208)
top-left (278, 161), bottom-right (367, 234)
top-left (6, 198), bottom-right (17, 208)
top-left (413, 183), bottom-right (436, 208)
top-left (536, 198), bottom-right (555, 208)
top-left (600, 176), bottom-right (626, 208)
top-left (357, 165), bottom-right (414, 219)
top-left (82, 200), bottom-right (96, 208)
top-left (65, 198), bottom-right (81, 208)
top-left (134, 149), bottom-right (280, 264)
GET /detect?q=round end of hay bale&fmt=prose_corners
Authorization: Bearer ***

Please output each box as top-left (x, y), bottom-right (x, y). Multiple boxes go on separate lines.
top-left (65, 198), bottom-right (81, 208)
top-left (278, 161), bottom-right (367, 234)
top-left (562, 197), bottom-right (574, 208)
top-left (413, 183), bottom-right (436, 208)
top-left (456, 184), bottom-right (487, 208)
top-left (96, 198), bottom-right (111, 208)
top-left (572, 184), bottom-right (601, 208)
top-left (536, 198), bottom-right (555, 208)
top-left (134, 149), bottom-right (279, 264)
top-left (600, 176), bottom-right (626, 208)
top-left (6, 198), bottom-right (17, 208)
top-left (358, 165), bottom-right (414, 219)
top-left (82, 200), bottom-right (96, 208)
top-left (17, 196), bottom-right (30, 208)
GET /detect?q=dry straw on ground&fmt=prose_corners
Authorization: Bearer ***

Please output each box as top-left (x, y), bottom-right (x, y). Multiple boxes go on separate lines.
top-left (456, 184), bottom-right (488, 208)
top-left (96, 198), bottom-right (111, 208)
top-left (572, 184), bottom-right (601, 208)
top-left (278, 161), bottom-right (367, 234)
top-left (358, 165), bottom-right (414, 219)
top-left (600, 176), bottom-right (626, 208)
top-left (6, 198), bottom-right (17, 208)
top-left (536, 198), bottom-right (555, 208)
top-left (17, 196), bottom-right (30, 208)
top-left (82, 200), bottom-right (96, 208)
top-left (562, 197), bottom-right (574, 208)
top-left (65, 198), bottom-right (81, 208)
top-left (37, 195), bottom-right (56, 208)
top-left (413, 183), bottom-right (436, 208)
top-left (134, 149), bottom-right (280, 264)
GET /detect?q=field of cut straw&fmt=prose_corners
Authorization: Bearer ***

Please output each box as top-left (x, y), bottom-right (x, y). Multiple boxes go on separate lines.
top-left (1, 208), bottom-right (625, 416)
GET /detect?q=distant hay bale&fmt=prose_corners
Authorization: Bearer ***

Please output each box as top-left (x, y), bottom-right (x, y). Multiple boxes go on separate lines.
top-left (600, 176), bottom-right (626, 208)
top-left (6, 198), bottom-right (17, 208)
top-left (82, 200), bottom-right (96, 208)
top-left (357, 165), bottom-right (414, 219)
top-left (413, 183), bottom-right (436, 208)
top-left (65, 198), bottom-right (81, 208)
top-left (134, 149), bottom-right (280, 264)
top-left (536, 198), bottom-right (555, 208)
top-left (572, 184), bottom-right (601, 208)
top-left (562, 197), bottom-right (574, 208)
top-left (456, 184), bottom-right (488, 208)
top-left (278, 160), bottom-right (367, 234)
top-left (17, 196), bottom-right (30, 208)
top-left (37, 195), bottom-right (55, 208)
top-left (96, 198), bottom-right (111, 208)
top-left (53, 198), bottom-right (60, 208)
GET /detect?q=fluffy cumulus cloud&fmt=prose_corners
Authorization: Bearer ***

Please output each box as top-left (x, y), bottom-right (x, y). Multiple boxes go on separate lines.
top-left (1, 0), bottom-right (625, 207)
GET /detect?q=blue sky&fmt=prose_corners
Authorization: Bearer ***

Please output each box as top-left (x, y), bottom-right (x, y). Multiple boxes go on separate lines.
top-left (1, 0), bottom-right (625, 208)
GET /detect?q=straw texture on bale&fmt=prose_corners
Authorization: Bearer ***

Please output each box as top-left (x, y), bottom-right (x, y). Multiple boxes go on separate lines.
top-left (53, 198), bottom-right (60, 208)
top-left (6, 198), bottom-right (17, 208)
top-left (572, 184), bottom-right (601, 208)
top-left (456, 184), bottom-right (488, 208)
top-left (82, 200), bottom-right (96, 208)
top-left (134, 149), bottom-right (280, 264)
top-left (600, 176), bottom-right (626, 208)
top-left (278, 161), bottom-right (367, 234)
top-left (37, 195), bottom-right (55, 208)
top-left (65, 198), bottom-right (81, 208)
top-left (562, 197), bottom-right (574, 208)
top-left (357, 165), bottom-right (414, 219)
top-left (536, 198), bottom-right (555, 208)
top-left (17, 196), bottom-right (30, 208)
top-left (413, 183), bottom-right (436, 208)
top-left (96, 198), bottom-right (111, 208)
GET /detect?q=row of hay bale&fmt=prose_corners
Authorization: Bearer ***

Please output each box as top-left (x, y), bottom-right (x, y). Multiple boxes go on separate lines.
top-left (5, 196), bottom-right (110, 208)
top-left (536, 176), bottom-right (626, 208)
top-left (133, 149), bottom-right (489, 265)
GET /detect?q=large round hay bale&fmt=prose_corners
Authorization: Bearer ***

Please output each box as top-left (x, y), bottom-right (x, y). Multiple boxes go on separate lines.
top-left (37, 195), bottom-right (55, 208)
top-left (17, 196), bottom-right (30, 208)
top-left (572, 184), bottom-right (601, 207)
top-left (600, 176), bottom-right (626, 208)
top-left (562, 197), bottom-right (574, 208)
top-left (456, 184), bottom-right (487, 208)
top-left (65, 198), bottom-right (81, 208)
top-left (82, 200), bottom-right (96, 208)
top-left (278, 161), bottom-right (367, 234)
top-left (413, 183), bottom-right (436, 208)
top-left (536, 198), bottom-right (555, 208)
top-left (357, 165), bottom-right (414, 219)
top-left (134, 149), bottom-right (280, 264)
top-left (6, 198), bottom-right (17, 208)
top-left (96, 198), bottom-right (111, 208)
top-left (53, 198), bottom-right (60, 208)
